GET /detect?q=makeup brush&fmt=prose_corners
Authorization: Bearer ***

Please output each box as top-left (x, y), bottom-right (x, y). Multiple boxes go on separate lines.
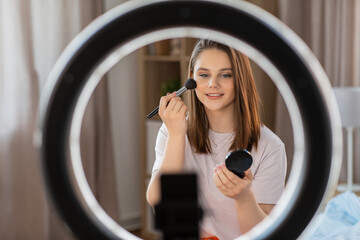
top-left (147, 78), bottom-right (197, 119)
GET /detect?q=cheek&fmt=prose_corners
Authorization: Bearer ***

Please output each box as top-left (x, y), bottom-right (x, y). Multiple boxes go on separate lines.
top-left (195, 79), bottom-right (207, 89)
top-left (227, 83), bottom-right (236, 95)
top-left (229, 86), bottom-right (235, 95)
top-left (195, 89), bottom-right (202, 100)
top-left (195, 83), bottom-right (206, 95)
top-left (195, 89), bottom-right (206, 105)
top-left (229, 90), bottom-right (236, 101)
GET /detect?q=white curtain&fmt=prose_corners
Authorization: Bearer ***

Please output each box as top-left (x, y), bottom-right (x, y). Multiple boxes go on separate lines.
top-left (0, 0), bottom-right (45, 239)
top-left (0, 0), bottom-right (119, 239)
top-left (276, 0), bottom-right (360, 183)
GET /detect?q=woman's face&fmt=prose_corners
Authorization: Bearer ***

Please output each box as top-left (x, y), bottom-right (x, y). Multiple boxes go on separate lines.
top-left (192, 49), bottom-right (235, 114)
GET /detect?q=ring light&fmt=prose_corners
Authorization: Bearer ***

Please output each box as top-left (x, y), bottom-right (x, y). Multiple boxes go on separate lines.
top-left (37, 0), bottom-right (342, 239)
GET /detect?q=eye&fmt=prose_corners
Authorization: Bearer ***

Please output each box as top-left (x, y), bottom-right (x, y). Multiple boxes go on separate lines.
top-left (221, 73), bottom-right (232, 78)
top-left (199, 73), bottom-right (209, 78)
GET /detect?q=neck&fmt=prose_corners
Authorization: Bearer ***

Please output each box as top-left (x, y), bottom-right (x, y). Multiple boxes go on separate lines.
top-left (206, 108), bottom-right (234, 133)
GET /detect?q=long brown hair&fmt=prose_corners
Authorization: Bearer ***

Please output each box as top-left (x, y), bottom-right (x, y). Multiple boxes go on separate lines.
top-left (186, 39), bottom-right (261, 154)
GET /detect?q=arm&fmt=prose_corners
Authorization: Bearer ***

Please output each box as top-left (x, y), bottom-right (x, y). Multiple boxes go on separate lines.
top-left (214, 135), bottom-right (286, 232)
top-left (259, 204), bottom-right (275, 215)
top-left (213, 164), bottom-right (271, 233)
top-left (146, 92), bottom-right (188, 207)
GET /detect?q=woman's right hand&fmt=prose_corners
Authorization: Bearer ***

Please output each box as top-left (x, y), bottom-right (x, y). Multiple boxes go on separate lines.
top-left (158, 92), bottom-right (188, 137)
top-left (147, 92), bottom-right (188, 207)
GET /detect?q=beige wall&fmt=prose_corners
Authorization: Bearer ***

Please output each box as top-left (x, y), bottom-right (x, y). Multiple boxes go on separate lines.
top-left (105, 0), bottom-right (142, 230)
top-left (247, 0), bottom-right (279, 131)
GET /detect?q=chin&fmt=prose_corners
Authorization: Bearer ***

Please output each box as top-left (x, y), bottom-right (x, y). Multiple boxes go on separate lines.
top-left (205, 105), bottom-right (224, 112)
top-left (205, 102), bottom-right (234, 112)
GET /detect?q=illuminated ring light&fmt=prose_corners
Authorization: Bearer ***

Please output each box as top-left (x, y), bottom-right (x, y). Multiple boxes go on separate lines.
top-left (38, 0), bottom-right (342, 239)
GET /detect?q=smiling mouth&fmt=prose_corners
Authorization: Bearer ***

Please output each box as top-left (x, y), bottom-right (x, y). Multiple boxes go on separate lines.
top-left (206, 93), bottom-right (224, 97)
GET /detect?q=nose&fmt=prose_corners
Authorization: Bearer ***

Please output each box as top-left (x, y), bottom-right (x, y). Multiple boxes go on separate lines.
top-left (208, 76), bottom-right (219, 88)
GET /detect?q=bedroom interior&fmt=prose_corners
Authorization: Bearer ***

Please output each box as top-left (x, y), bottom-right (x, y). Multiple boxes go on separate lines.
top-left (0, 0), bottom-right (359, 239)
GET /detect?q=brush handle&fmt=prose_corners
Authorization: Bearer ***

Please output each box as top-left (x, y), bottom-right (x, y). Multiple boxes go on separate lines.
top-left (147, 106), bottom-right (160, 119)
top-left (147, 86), bottom-right (187, 119)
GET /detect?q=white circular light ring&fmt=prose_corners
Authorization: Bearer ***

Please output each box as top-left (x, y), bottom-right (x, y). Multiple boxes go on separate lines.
top-left (38, 0), bottom-right (342, 239)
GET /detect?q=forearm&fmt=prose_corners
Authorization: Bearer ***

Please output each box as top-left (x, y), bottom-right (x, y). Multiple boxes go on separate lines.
top-left (146, 135), bottom-right (186, 207)
top-left (158, 135), bottom-right (186, 172)
top-left (235, 190), bottom-right (267, 234)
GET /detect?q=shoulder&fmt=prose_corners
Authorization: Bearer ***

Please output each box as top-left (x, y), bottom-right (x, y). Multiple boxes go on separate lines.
top-left (154, 122), bottom-right (168, 149)
top-left (256, 125), bottom-right (284, 151)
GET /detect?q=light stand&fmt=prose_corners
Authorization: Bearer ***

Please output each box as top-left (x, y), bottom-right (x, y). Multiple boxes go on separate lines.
top-left (334, 87), bottom-right (360, 192)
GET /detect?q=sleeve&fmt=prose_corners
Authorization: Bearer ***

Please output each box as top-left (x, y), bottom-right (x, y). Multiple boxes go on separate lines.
top-left (251, 143), bottom-right (287, 204)
top-left (151, 123), bottom-right (168, 173)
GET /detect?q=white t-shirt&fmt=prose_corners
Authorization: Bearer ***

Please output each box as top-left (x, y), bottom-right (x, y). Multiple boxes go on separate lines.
top-left (152, 124), bottom-right (287, 239)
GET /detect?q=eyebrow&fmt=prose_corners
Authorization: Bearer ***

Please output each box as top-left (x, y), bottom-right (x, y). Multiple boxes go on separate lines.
top-left (196, 67), bottom-right (233, 71)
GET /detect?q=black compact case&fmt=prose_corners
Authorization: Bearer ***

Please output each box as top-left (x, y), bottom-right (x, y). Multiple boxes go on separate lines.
top-left (225, 149), bottom-right (253, 178)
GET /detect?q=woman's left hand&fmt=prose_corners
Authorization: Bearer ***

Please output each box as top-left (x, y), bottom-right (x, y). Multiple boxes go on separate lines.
top-left (213, 164), bottom-right (253, 200)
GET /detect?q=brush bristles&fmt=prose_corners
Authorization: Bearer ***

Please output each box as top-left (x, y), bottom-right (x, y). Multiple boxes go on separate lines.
top-left (185, 78), bottom-right (197, 89)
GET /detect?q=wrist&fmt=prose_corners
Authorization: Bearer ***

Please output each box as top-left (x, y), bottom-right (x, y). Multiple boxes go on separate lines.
top-left (167, 132), bottom-right (186, 139)
top-left (235, 188), bottom-right (255, 205)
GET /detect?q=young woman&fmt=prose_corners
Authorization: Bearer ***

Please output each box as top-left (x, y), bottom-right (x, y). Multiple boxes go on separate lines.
top-left (146, 39), bottom-right (287, 239)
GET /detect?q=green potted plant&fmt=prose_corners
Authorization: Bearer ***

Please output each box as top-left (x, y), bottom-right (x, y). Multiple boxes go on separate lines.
top-left (160, 76), bottom-right (181, 97)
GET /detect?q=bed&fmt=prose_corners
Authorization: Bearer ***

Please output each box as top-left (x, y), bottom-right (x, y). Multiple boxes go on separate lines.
top-left (305, 191), bottom-right (360, 239)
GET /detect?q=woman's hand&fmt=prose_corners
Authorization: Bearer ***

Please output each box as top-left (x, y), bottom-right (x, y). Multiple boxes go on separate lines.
top-left (159, 92), bottom-right (188, 137)
top-left (147, 92), bottom-right (187, 207)
top-left (214, 165), bottom-right (267, 233)
top-left (213, 164), bottom-right (253, 200)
